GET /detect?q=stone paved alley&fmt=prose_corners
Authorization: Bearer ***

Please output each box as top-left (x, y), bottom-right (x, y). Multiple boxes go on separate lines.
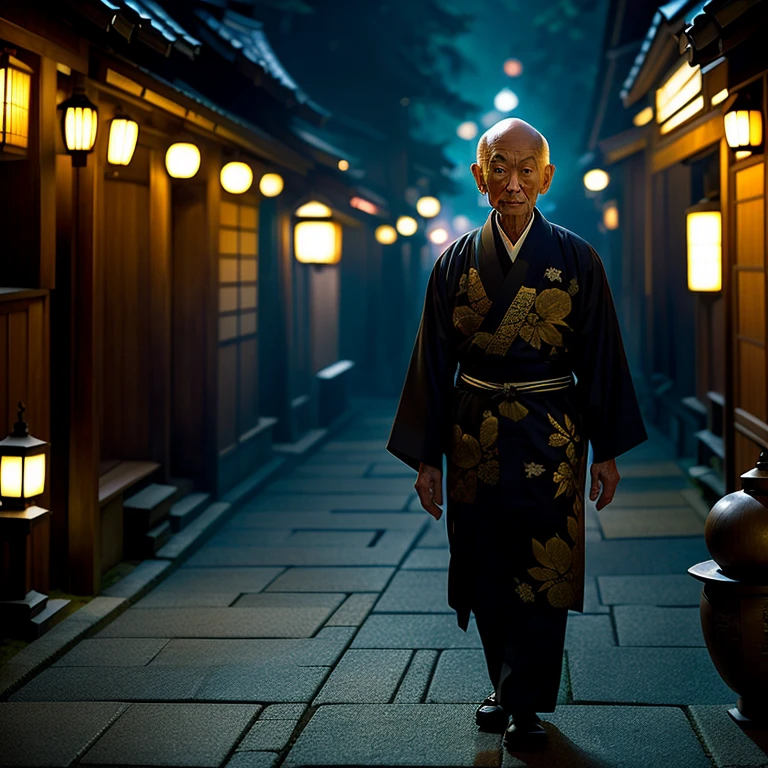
top-left (2, 399), bottom-right (768, 768)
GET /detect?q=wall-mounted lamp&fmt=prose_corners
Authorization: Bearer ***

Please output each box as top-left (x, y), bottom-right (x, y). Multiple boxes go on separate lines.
top-left (686, 201), bottom-right (721, 292)
top-left (165, 142), bottom-right (200, 178)
top-left (220, 161), bottom-right (253, 194)
top-left (259, 172), bottom-right (284, 197)
top-left (0, 49), bottom-right (33, 157)
top-left (294, 201), bottom-right (342, 265)
top-left (59, 82), bottom-right (99, 167)
top-left (107, 112), bottom-right (139, 165)
top-left (416, 196), bottom-right (440, 218)
top-left (375, 225), bottom-right (398, 245)
top-left (724, 93), bottom-right (763, 158)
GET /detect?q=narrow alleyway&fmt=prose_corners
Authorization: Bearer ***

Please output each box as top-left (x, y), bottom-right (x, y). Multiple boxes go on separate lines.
top-left (2, 399), bottom-right (768, 768)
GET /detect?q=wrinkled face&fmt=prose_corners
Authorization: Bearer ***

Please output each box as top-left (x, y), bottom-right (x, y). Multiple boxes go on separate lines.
top-left (471, 128), bottom-right (554, 220)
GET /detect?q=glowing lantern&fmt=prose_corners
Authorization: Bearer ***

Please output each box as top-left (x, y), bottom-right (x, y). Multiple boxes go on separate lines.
top-left (0, 404), bottom-right (48, 510)
top-left (107, 113), bottom-right (139, 165)
top-left (338, 159), bottom-right (349, 171)
top-left (686, 204), bottom-right (721, 292)
top-left (429, 227), bottom-right (449, 245)
top-left (375, 225), bottom-right (398, 245)
top-left (259, 173), bottom-right (284, 197)
top-left (0, 50), bottom-right (33, 156)
top-left (165, 142), bottom-right (200, 179)
top-left (416, 196), bottom-right (441, 218)
top-left (457, 121), bottom-right (478, 140)
top-left (59, 85), bottom-right (99, 167)
top-left (503, 59), bottom-right (523, 77)
top-left (294, 201), bottom-right (341, 265)
top-left (724, 97), bottom-right (763, 153)
top-left (583, 168), bottom-right (610, 192)
top-left (396, 216), bottom-right (418, 236)
top-left (603, 201), bottom-right (619, 230)
top-left (220, 161), bottom-right (253, 194)
top-left (494, 88), bottom-right (519, 113)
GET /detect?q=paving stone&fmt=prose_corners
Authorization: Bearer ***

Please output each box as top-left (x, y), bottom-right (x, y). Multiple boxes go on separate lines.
top-left (569, 647), bottom-right (735, 705)
top-left (207, 529), bottom-right (294, 547)
top-left (0, 702), bottom-right (128, 767)
top-left (151, 627), bottom-right (354, 668)
top-left (569, 576), bottom-right (609, 615)
top-left (97, 605), bottom-right (336, 639)
top-left (616, 460), bottom-right (686, 478)
top-left (416, 520), bottom-right (448, 547)
top-left (81, 703), bottom-right (259, 766)
top-left (54, 638), bottom-right (170, 667)
top-left (266, 477), bottom-right (416, 495)
top-left (320, 440), bottom-right (389, 452)
top-left (351, 614), bottom-right (483, 649)
top-left (585, 537), bottom-right (710, 576)
top-left (325, 593), bottom-right (378, 626)
top-left (394, 649), bottom-right (439, 703)
top-left (680, 488), bottom-right (712, 522)
top-left (369, 462), bottom-right (417, 478)
top-left (157, 501), bottom-right (232, 560)
top-left (401, 549), bottom-right (450, 569)
top-left (196, 664), bottom-right (328, 703)
top-left (614, 606), bottom-right (704, 647)
top-left (153, 567), bottom-right (285, 594)
top-left (283, 704), bottom-right (501, 767)
top-left (265, 566), bottom-right (395, 592)
top-left (565, 614), bottom-right (615, 649)
top-left (608, 490), bottom-right (691, 508)
top-left (615, 476), bottom-right (693, 492)
top-left (238, 717), bottom-right (300, 751)
top-left (301, 450), bottom-right (399, 465)
top-left (374, 570), bottom-right (451, 613)
top-left (499, 704), bottom-right (712, 768)
top-left (597, 505), bottom-right (705, 538)
top-left (230, 592), bottom-right (346, 613)
top-left (292, 463), bottom-right (372, 478)
top-left (245, 494), bottom-right (412, 512)
top-left (284, 530), bottom-right (376, 547)
top-left (136, 591), bottom-right (241, 608)
top-left (225, 753), bottom-right (278, 768)
top-left (224, 511), bottom-right (423, 531)
top-left (313, 649), bottom-right (412, 704)
top-left (101, 559), bottom-right (172, 598)
top-left (260, 703), bottom-right (307, 719)
top-left (688, 705), bottom-right (768, 768)
top-left (598, 574), bottom-right (703, 606)
top-left (9, 666), bottom-right (207, 702)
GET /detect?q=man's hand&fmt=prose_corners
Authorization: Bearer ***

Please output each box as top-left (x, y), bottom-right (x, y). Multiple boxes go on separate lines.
top-left (589, 459), bottom-right (620, 511)
top-left (415, 462), bottom-right (444, 520)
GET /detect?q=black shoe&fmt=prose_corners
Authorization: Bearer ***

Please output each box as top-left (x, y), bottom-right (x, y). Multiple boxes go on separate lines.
top-left (475, 690), bottom-right (509, 733)
top-left (503, 712), bottom-right (546, 750)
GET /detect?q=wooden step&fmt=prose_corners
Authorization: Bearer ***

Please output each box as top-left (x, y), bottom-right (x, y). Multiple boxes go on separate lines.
top-left (99, 461), bottom-right (160, 506)
top-left (28, 598), bottom-right (70, 640)
top-left (169, 492), bottom-right (211, 533)
top-left (124, 483), bottom-right (177, 532)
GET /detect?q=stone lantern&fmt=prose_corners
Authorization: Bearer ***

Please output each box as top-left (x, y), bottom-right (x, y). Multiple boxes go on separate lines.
top-left (689, 450), bottom-right (768, 729)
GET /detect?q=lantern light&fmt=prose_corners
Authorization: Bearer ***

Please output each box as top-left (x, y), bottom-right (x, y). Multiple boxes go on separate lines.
top-left (165, 142), bottom-right (200, 179)
top-left (686, 202), bottom-right (721, 292)
top-left (735, 150), bottom-right (753, 161)
top-left (259, 173), bottom-right (284, 197)
top-left (416, 196), bottom-right (441, 218)
top-left (632, 107), bottom-right (654, 127)
top-left (375, 225), bottom-right (398, 245)
top-left (349, 196), bottom-right (379, 215)
top-left (59, 85), bottom-right (99, 167)
top-left (396, 216), bottom-right (418, 236)
top-left (429, 227), bottom-right (449, 245)
top-left (0, 50), bottom-right (33, 156)
top-left (107, 113), bottom-right (139, 166)
top-left (724, 97), bottom-right (763, 152)
top-left (338, 159), bottom-right (349, 171)
top-left (294, 201), bottom-right (341, 265)
top-left (0, 403), bottom-right (48, 510)
top-left (457, 121), bottom-right (478, 140)
top-left (494, 88), bottom-right (519, 113)
top-left (503, 59), bottom-right (523, 77)
top-left (583, 168), bottom-right (610, 192)
top-left (603, 201), bottom-right (619, 230)
top-left (220, 161), bottom-right (253, 194)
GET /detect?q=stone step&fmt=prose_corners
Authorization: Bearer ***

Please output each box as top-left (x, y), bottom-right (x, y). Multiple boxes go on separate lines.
top-left (1, 590), bottom-right (48, 621)
top-left (28, 598), bottom-right (70, 639)
top-left (124, 483), bottom-right (177, 533)
top-left (125, 519), bottom-right (173, 560)
top-left (169, 492), bottom-right (211, 533)
top-left (168, 477), bottom-right (195, 506)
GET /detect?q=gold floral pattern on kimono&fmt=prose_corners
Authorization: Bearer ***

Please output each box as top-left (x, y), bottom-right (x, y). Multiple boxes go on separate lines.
top-left (472, 286), bottom-right (537, 355)
top-left (453, 268), bottom-right (492, 336)
top-left (568, 278), bottom-right (579, 296)
top-left (519, 288), bottom-right (572, 349)
top-left (448, 410), bottom-right (499, 503)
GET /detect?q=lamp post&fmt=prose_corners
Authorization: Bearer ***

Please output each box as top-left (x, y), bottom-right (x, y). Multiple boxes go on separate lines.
top-left (59, 81), bottom-right (99, 167)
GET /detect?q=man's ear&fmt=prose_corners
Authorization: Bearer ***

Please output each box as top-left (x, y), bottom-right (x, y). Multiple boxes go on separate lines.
top-left (470, 163), bottom-right (486, 194)
top-left (539, 163), bottom-right (555, 195)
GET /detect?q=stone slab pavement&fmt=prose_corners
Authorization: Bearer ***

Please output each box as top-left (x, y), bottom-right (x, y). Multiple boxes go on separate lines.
top-left (2, 399), bottom-right (767, 767)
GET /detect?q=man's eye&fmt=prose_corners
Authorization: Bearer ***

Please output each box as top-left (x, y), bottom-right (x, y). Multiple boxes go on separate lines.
top-left (493, 167), bottom-right (505, 173)
top-left (522, 168), bottom-right (533, 174)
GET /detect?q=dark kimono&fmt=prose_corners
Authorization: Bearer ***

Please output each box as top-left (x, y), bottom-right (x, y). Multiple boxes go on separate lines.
top-left (387, 208), bottom-right (647, 636)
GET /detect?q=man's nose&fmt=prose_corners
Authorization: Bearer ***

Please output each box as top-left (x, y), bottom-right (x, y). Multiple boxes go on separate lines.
top-left (506, 172), bottom-right (521, 192)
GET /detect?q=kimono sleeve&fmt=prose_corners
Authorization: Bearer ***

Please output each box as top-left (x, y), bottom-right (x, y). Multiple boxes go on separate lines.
top-left (386, 255), bottom-right (458, 472)
top-left (571, 246), bottom-right (647, 463)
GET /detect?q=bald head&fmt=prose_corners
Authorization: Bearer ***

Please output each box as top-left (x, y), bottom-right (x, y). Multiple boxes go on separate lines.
top-left (476, 118), bottom-right (550, 171)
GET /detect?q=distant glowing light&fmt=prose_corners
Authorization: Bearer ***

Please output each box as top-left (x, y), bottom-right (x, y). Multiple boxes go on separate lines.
top-left (603, 201), bottom-right (619, 230)
top-left (494, 88), bottom-right (519, 113)
top-left (396, 216), bottom-right (418, 236)
top-left (338, 159), bottom-right (349, 171)
top-left (165, 143), bottom-right (200, 179)
top-left (416, 196), bottom-right (441, 218)
top-left (503, 59), bottom-right (523, 77)
top-left (457, 121), bottom-right (478, 140)
top-left (220, 161), bottom-right (253, 194)
top-left (429, 227), bottom-right (449, 245)
top-left (349, 196), bottom-right (379, 215)
top-left (583, 168), bottom-right (610, 192)
top-left (259, 173), bottom-right (284, 197)
top-left (453, 215), bottom-right (471, 232)
top-left (296, 201), bottom-right (332, 218)
top-left (481, 110), bottom-right (504, 128)
top-left (632, 107), bottom-right (654, 127)
top-left (375, 225), bottom-right (397, 245)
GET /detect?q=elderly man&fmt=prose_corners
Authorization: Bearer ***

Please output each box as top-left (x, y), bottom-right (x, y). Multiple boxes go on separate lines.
top-left (387, 118), bottom-right (646, 750)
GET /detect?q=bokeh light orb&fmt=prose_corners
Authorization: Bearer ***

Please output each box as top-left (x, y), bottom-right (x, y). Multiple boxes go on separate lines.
top-left (375, 225), bottom-right (398, 245)
top-left (220, 161), bottom-right (253, 194)
top-left (482, 110), bottom-right (504, 128)
top-left (259, 173), bottom-right (284, 197)
top-left (583, 168), bottom-right (610, 192)
top-left (453, 215), bottom-right (471, 233)
top-left (494, 88), bottom-right (519, 113)
top-left (503, 58), bottom-right (523, 77)
top-left (396, 216), bottom-right (418, 236)
top-left (457, 121), bottom-right (478, 140)
top-left (338, 159), bottom-right (349, 171)
top-left (165, 143), bottom-right (200, 179)
top-left (416, 196), bottom-right (441, 218)
top-left (429, 227), bottom-right (449, 245)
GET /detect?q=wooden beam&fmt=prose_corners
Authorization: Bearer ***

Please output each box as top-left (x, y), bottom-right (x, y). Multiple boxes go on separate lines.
top-left (652, 112), bottom-right (724, 174)
top-left (0, 18), bottom-right (88, 74)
